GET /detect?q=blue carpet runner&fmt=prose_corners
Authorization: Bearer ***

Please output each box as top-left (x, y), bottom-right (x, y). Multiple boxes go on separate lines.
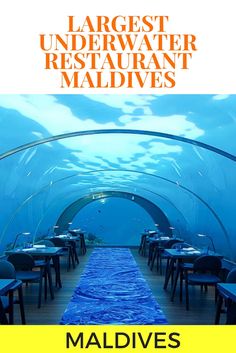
top-left (60, 248), bottom-right (167, 324)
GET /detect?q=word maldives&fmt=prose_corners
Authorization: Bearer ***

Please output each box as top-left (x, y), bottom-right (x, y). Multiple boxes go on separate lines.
top-left (66, 331), bottom-right (181, 349)
top-left (40, 15), bottom-right (197, 89)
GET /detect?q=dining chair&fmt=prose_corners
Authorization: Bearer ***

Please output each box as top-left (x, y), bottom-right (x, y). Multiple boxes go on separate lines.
top-left (139, 233), bottom-right (149, 256)
top-left (171, 243), bottom-right (196, 301)
top-left (36, 240), bottom-right (55, 247)
top-left (184, 255), bottom-right (222, 310)
top-left (154, 239), bottom-right (183, 275)
top-left (50, 237), bottom-right (75, 271)
top-left (0, 260), bottom-right (26, 324)
top-left (161, 241), bottom-right (191, 292)
top-left (79, 232), bottom-right (87, 255)
top-left (7, 253), bottom-right (45, 308)
top-left (148, 240), bottom-right (158, 266)
top-left (66, 236), bottom-right (79, 264)
top-left (35, 239), bottom-right (62, 289)
top-left (170, 242), bottom-right (194, 287)
top-left (0, 296), bottom-right (8, 324)
top-left (33, 240), bottom-right (54, 267)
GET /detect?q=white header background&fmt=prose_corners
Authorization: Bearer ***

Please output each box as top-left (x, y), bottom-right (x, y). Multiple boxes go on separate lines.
top-left (0, 0), bottom-right (235, 94)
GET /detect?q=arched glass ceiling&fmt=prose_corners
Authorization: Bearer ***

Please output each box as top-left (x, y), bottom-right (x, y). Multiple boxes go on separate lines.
top-left (1, 94), bottom-right (236, 154)
top-left (0, 94), bottom-right (235, 260)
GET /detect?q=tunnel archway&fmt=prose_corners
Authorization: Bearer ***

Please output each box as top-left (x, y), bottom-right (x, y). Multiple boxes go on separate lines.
top-left (0, 117), bottom-right (235, 258)
top-left (55, 191), bottom-right (172, 245)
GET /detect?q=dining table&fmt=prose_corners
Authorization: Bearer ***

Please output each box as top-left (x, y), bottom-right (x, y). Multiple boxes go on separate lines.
top-left (217, 283), bottom-right (236, 324)
top-left (5, 246), bottom-right (64, 296)
top-left (217, 283), bottom-right (236, 302)
top-left (163, 248), bottom-right (223, 302)
top-left (163, 247), bottom-right (204, 301)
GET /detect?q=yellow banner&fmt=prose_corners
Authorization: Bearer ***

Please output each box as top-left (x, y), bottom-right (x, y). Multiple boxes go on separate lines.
top-left (0, 325), bottom-right (235, 353)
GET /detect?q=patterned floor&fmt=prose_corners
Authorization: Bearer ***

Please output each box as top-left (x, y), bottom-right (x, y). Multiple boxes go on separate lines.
top-left (60, 248), bottom-right (167, 324)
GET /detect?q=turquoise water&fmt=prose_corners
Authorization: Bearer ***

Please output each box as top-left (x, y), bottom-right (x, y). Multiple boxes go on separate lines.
top-left (0, 94), bottom-right (235, 260)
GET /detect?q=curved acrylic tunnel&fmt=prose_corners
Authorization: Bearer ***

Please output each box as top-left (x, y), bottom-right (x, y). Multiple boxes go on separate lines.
top-left (55, 191), bottom-right (172, 233)
top-left (0, 94), bottom-right (235, 261)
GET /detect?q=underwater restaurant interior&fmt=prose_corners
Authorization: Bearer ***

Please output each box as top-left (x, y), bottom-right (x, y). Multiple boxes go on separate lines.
top-left (0, 93), bottom-right (236, 325)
